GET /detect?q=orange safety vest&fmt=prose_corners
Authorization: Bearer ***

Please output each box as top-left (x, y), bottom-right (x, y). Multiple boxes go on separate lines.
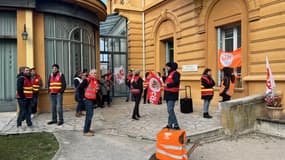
top-left (84, 78), bottom-right (98, 100)
top-left (164, 71), bottom-right (179, 93)
top-left (16, 76), bottom-right (33, 99)
top-left (156, 128), bottom-right (188, 160)
top-left (219, 79), bottom-right (234, 96)
top-left (32, 74), bottom-right (41, 92)
top-left (49, 72), bottom-right (62, 93)
top-left (200, 76), bottom-right (214, 96)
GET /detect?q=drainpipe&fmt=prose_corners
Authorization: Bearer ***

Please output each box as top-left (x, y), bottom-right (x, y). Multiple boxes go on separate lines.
top-left (142, 0), bottom-right (146, 74)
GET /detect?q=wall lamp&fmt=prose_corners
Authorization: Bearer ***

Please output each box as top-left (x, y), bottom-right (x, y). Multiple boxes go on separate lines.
top-left (21, 24), bottom-right (28, 40)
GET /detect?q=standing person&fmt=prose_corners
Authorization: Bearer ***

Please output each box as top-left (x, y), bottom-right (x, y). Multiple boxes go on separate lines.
top-left (99, 74), bottom-right (108, 107)
top-left (219, 67), bottom-right (235, 102)
top-left (125, 69), bottom-right (133, 102)
top-left (47, 64), bottom-right (66, 126)
top-left (143, 72), bottom-right (150, 104)
top-left (201, 68), bottom-right (216, 118)
top-left (16, 66), bottom-right (33, 128)
top-left (78, 69), bottom-right (99, 136)
top-left (164, 62), bottom-right (180, 130)
top-left (106, 70), bottom-right (113, 106)
top-left (30, 67), bottom-right (42, 118)
top-left (131, 70), bottom-right (143, 120)
top-left (74, 70), bottom-right (84, 117)
top-left (157, 72), bottom-right (164, 105)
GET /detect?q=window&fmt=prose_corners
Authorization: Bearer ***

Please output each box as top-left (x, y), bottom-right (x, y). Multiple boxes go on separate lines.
top-left (217, 24), bottom-right (242, 88)
top-left (44, 14), bottom-right (96, 87)
top-left (165, 39), bottom-right (174, 63)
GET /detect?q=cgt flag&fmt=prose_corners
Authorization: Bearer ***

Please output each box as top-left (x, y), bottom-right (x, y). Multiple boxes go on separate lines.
top-left (147, 71), bottom-right (162, 104)
top-left (218, 48), bottom-right (242, 69)
top-left (266, 56), bottom-right (276, 95)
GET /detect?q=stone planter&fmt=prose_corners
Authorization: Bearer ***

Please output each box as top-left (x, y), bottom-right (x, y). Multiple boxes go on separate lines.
top-left (266, 106), bottom-right (284, 120)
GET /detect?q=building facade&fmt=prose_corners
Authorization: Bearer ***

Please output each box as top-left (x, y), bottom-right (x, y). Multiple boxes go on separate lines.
top-left (0, 0), bottom-right (106, 112)
top-left (108, 0), bottom-right (285, 110)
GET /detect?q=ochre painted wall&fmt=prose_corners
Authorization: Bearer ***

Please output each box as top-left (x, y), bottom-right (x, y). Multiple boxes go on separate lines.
top-left (112, 0), bottom-right (285, 112)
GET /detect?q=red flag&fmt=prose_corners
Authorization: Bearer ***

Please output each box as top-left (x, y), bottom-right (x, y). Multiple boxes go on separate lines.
top-left (147, 71), bottom-right (162, 104)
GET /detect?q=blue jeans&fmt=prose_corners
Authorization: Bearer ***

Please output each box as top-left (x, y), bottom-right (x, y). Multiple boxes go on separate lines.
top-left (50, 93), bottom-right (64, 122)
top-left (83, 99), bottom-right (95, 133)
top-left (17, 99), bottom-right (32, 127)
top-left (76, 100), bottom-right (85, 113)
top-left (126, 86), bottom-right (130, 101)
top-left (203, 99), bottom-right (211, 113)
top-left (166, 100), bottom-right (179, 128)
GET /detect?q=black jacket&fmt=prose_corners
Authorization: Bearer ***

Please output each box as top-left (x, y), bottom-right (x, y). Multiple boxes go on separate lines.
top-left (131, 76), bottom-right (143, 94)
top-left (164, 69), bottom-right (180, 101)
top-left (16, 74), bottom-right (26, 99)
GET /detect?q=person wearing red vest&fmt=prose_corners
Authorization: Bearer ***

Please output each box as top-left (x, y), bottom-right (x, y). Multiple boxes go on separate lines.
top-left (201, 68), bottom-right (216, 118)
top-left (16, 66), bottom-right (33, 128)
top-left (78, 69), bottom-right (99, 136)
top-left (219, 67), bottom-right (235, 102)
top-left (164, 62), bottom-right (181, 130)
top-left (47, 64), bottom-right (66, 126)
top-left (125, 69), bottom-right (133, 102)
top-left (30, 67), bottom-right (42, 117)
top-left (131, 69), bottom-right (143, 120)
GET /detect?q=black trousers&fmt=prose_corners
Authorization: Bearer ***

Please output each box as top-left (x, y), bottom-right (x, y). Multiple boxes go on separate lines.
top-left (17, 99), bottom-right (32, 127)
top-left (143, 88), bottom-right (148, 104)
top-left (132, 94), bottom-right (142, 118)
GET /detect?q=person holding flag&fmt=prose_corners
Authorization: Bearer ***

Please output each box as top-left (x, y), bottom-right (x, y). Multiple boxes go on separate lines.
top-left (219, 67), bottom-right (235, 102)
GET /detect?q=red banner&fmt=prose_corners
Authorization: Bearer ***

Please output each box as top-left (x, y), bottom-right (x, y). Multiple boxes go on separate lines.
top-left (218, 48), bottom-right (242, 69)
top-left (147, 71), bottom-right (162, 105)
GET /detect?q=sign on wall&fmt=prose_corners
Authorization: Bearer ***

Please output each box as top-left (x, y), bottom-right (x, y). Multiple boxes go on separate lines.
top-left (182, 64), bottom-right (198, 72)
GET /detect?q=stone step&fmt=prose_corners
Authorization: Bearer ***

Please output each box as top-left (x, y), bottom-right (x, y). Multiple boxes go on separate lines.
top-left (188, 127), bottom-right (225, 144)
top-left (255, 117), bottom-right (285, 138)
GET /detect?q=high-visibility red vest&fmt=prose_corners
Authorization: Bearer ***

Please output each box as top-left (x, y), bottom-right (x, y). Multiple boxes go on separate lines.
top-left (156, 128), bottom-right (188, 160)
top-left (84, 78), bottom-right (98, 100)
top-left (32, 74), bottom-right (41, 92)
top-left (200, 75), bottom-right (214, 96)
top-left (219, 79), bottom-right (235, 96)
top-left (143, 78), bottom-right (149, 89)
top-left (164, 71), bottom-right (179, 93)
top-left (49, 72), bottom-right (62, 93)
top-left (16, 76), bottom-right (33, 99)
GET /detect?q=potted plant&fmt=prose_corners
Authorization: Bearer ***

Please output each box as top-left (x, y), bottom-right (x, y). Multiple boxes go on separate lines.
top-left (264, 91), bottom-right (284, 120)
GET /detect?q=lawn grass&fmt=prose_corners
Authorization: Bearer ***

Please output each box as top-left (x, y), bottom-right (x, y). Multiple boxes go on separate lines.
top-left (0, 132), bottom-right (59, 160)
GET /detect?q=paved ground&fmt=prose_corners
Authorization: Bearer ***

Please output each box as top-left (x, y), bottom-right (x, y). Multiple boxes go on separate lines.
top-left (2, 98), bottom-right (284, 160)
top-left (0, 98), bottom-right (222, 140)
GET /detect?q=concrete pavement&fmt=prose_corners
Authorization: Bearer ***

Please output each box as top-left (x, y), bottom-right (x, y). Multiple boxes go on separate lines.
top-left (0, 98), bottom-right (222, 160)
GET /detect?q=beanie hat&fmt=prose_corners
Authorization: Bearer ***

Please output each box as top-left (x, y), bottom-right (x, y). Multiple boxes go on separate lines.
top-left (52, 64), bottom-right (59, 69)
top-left (166, 62), bottom-right (172, 68)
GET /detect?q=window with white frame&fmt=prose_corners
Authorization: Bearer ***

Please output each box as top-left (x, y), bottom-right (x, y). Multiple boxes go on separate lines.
top-left (217, 24), bottom-right (242, 88)
top-left (44, 14), bottom-right (96, 87)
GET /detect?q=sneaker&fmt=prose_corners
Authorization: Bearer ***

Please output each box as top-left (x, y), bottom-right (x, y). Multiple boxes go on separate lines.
top-left (31, 114), bottom-right (35, 119)
top-left (47, 121), bottom-right (57, 125)
top-left (57, 121), bottom-right (64, 126)
top-left (203, 113), bottom-right (213, 119)
top-left (83, 132), bottom-right (94, 136)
